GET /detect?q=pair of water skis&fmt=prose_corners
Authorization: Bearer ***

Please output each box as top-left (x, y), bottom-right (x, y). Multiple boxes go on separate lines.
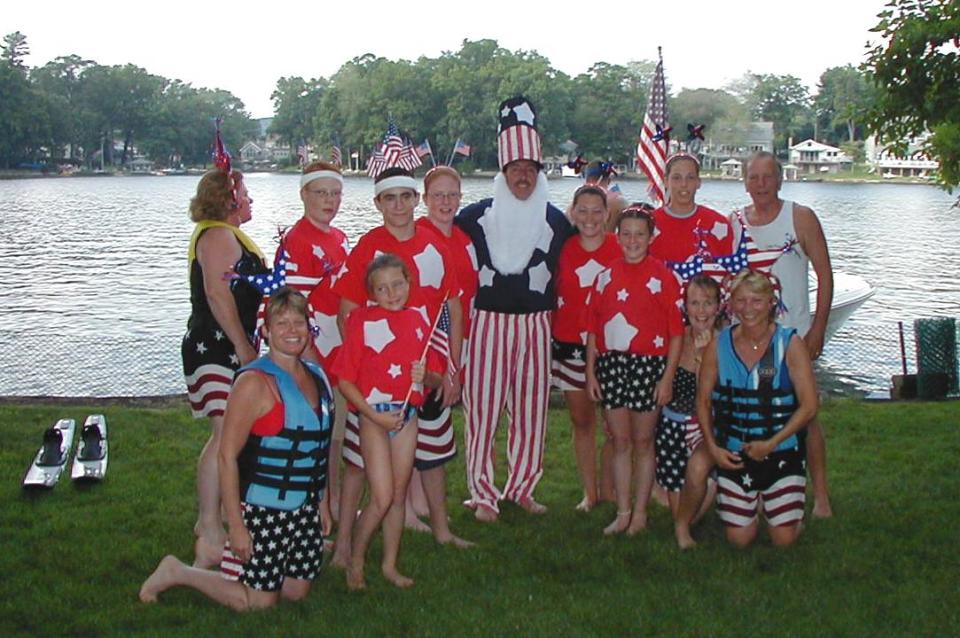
top-left (22, 415), bottom-right (109, 489)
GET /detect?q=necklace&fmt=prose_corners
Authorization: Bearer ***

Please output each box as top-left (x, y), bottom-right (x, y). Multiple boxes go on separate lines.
top-left (741, 324), bottom-right (771, 352)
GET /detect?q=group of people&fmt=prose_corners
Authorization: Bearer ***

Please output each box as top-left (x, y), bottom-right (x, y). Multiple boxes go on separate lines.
top-left (140, 95), bottom-right (835, 610)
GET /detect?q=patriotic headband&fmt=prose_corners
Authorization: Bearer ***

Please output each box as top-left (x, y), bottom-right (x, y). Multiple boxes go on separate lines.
top-left (300, 170), bottom-right (344, 188)
top-left (374, 175), bottom-right (418, 196)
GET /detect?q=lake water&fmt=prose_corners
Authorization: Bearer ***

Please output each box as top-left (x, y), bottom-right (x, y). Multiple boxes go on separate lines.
top-left (0, 173), bottom-right (957, 397)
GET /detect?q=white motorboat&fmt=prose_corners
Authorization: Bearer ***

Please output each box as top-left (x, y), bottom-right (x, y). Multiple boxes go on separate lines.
top-left (812, 271), bottom-right (876, 343)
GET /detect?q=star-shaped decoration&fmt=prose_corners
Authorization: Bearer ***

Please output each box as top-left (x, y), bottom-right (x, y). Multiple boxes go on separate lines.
top-left (571, 348), bottom-right (583, 362)
top-left (501, 104), bottom-right (512, 118)
top-left (778, 460), bottom-right (786, 469)
top-left (312, 244), bottom-right (326, 260)
top-left (527, 262), bottom-right (551, 294)
top-left (646, 276), bottom-right (662, 294)
top-left (229, 354), bottom-right (240, 365)
top-left (196, 342), bottom-right (207, 354)
top-left (415, 327), bottom-right (424, 341)
top-left (366, 387), bottom-right (393, 404)
top-left (312, 311), bottom-right (341, 357)
top-left (413, 243), bottom-right (444, 289)
top-left (742, 473), bottom-right (753, 488)
top-left (652, 124), bottom-right (673, 143)
top-left (604, 312), bottom-right (639, 351)
top-left (616, 288), bottom-right (629, 302)
top-left (388, 363), bottom-right (402, 379)
top-left (576, 259), bottom-right (606, 289)
top-left (512, 101), bottom-right (536, 125)
top-left (478, 265), bottom-right (496, 288)
top-left (653, 335), bottom-right (664, 349)
top-left (711, 221), bottom-right (728, 240)
top-left (536, 223), bottom-right (555, 254)
top-left (214, 330), bottom-right (224, 341)
top-left (363, 319), bottom-right (395, 353)
top-left (557, 296), bottom-right (565, 309)
top-left (595, 269), bottom-right (612, 294)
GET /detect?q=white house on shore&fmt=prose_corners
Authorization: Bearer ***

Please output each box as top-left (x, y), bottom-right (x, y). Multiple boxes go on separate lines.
top-left (701, 121), bottom-right (775, 173)
top-left (864, 135), bottom-right (939, 178)
top-left (789, 139), bottom-right (853, 174)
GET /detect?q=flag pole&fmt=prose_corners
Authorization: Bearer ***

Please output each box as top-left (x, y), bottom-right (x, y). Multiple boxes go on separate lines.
top-left (447, 139), bottom-right (458, 166)
top-left (399, 293), bottom-right (448, 416)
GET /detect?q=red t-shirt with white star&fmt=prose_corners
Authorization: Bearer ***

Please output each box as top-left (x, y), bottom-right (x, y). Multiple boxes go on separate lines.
top-left (587, 256), bottom-right (684, 355)
top-left (332, 225), bottom-right (460, 328)
top-left (416, 217), bottom-right (478, 337)
top-left (332, 305), bottom-right (443, 410)
top-left (280, 217), bottom-right (350, 374)
top-left (650, 205), bottom-right (733, 263)
top-left (553, 233), bottom-right (622, 344)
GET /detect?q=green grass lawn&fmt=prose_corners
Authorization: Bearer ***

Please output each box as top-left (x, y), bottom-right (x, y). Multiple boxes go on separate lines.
top-left (1, 399), bottom-right (958, 637)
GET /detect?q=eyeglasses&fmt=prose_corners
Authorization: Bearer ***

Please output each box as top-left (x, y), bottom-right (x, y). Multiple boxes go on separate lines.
top-left (306, 188), bottom-right (342, 199)
top-left (428, 192), bottom-right (461, 201)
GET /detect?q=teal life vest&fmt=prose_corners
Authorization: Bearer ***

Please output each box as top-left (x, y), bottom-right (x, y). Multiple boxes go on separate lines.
top-left (236, 356), bottom-right (333, 510)
top-left (711, 324), bottom-right (799, 453)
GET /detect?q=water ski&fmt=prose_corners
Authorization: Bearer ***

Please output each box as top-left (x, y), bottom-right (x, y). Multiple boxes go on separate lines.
top-left (71, 414), bottom-right (108, 482)
top-left (22, 418), bottom-right (77, 489)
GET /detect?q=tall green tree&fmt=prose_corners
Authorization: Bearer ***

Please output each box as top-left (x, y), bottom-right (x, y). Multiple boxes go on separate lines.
top-left (741, 73), bottom-right (812, 150)
top-left (269, 76), bottom-right (327, 148)
top-left (815, 65), bottom-right (873, 143)
top-left (863, 0), bottom-right (960, 188)
top-left (670, 88), bottom-right (745, 143)
top-left (1, 31), bottom-right (29, 68)
top-left (568, 62), bottom-right (649, 164)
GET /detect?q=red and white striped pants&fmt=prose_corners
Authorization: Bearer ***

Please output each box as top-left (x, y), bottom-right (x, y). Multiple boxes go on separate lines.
top-left (463, 309), bottom-right (551, 512)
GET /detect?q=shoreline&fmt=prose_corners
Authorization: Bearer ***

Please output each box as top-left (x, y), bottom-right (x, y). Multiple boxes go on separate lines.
top-left (0, 169), bottom-right (941, 188)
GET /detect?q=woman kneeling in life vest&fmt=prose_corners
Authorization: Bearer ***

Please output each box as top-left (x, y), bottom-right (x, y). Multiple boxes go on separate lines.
top-left (141, 287), bottom-right (334, 609)
top-left (696, 270), bottom-right (817, 547)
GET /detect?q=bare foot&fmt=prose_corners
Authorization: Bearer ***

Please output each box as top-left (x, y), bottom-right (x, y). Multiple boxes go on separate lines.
top-left (474, 505), bottom-right (498, 523)
top-left (330, 547), bottom-right (351, 570)
top-left (516, 497), bottom-right (548, 515)
top-left (404, 512), bottom-right (433, 534)
top-left (139, 555), bottom-right (182, 603)
top-left (812, 499), bottom-right (833, 519)
top-left (625, 511), bottom-right (647, 536)
top-left (603, 511), bottom-right (631, 536)
top-left (436, 532), bottom-right (476, 549)
top-left (651, 485), bottom-right (669, 508)
top-left (382, 567), bottom-right (415, 588)
top-left (462, 499), bottom-right (478, 510)
top-left (674, 524), bottom-right (697, 550)
top-left (575, 496), bottom-right (596, 513)
top-left (193, 536), bottom-right (223, 569)
top-left (346, 564), bottom-right (366, 591)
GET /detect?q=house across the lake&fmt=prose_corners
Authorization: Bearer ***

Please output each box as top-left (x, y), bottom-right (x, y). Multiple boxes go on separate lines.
top-left (788, 139), bottom-right (853, 175)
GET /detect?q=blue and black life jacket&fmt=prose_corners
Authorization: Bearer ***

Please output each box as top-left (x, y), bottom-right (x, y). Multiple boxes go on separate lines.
top-left (711, 324), bottom-right (799, 453)
top-left (236, 356), bottom-right (333, 510)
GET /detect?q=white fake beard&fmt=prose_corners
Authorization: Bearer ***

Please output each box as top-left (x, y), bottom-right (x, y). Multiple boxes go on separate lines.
top-left (484, 172), bottom-right (550, 275)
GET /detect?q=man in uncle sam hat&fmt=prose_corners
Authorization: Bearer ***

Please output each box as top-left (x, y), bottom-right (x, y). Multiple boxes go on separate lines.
top-left (455, 96), bottom-right (573, 523)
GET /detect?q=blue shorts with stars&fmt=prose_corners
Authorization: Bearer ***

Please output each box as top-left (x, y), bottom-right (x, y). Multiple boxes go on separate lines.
top-left (220, 499), bottom-right (324, 592)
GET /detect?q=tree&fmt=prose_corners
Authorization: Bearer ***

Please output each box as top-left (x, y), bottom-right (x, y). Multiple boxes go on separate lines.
top-left (671, 88), bottom-right (745, 142)
top-left (269, 76), bottom-right (327, 148)
top-left (1, 31), bottom-right (29, 69)
top-left (567, 62), bottom-right (650, 164)
top-left (815, 65), bottom-right (873, 143)
top-left (863, 0), bottom-right (960, 188)
top-left (741, 73), bottom-right (812, 150)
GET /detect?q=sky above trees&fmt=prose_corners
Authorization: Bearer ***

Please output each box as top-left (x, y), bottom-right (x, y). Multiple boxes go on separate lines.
top-left (6, 0), bottom-right (889, 117)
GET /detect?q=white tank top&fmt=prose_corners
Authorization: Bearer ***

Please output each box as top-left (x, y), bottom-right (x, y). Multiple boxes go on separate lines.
top-left (734, 201), bottom-right (811, 336)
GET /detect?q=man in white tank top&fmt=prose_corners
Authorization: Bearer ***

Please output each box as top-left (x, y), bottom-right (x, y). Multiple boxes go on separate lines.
top-left (733, 151), bottom-right (835, 518)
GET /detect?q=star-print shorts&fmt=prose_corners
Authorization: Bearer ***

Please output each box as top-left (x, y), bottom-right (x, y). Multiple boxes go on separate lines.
top-left (595, 352), bottom-right (665, 412)
top-left (181, 325), bottom-right (252, 419)
top-left (655, 407), bottom-right (703, 492)
top-left (220, 500), bottom-right (324, 592)
top-left (551, 339), bottom-right (587, 391)
top-left (716, 446), bottom-right (806, 528)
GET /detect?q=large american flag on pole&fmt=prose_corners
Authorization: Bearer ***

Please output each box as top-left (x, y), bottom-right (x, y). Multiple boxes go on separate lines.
top-left (366, 120), bottom-right (422, 177)
top-left (636, 51), bottom-right (669, 206)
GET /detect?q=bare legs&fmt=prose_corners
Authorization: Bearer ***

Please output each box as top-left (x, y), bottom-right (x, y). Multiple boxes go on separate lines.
top-left (674, 445), bottom-right (715, 549)
top-left (602, 408), bottom-right (657, 535)
top-left (139, 555), bottom-right (302, 610)
top-left (565, 390), bottom-right (599, 511)
top-left (806, 420), bottom-right (833, 517)
top-left (347, 417), bottom-right (417, 590)
top-left (330, 463), bottom-right (364, 569)
top-left (195, 415), bottom-right (225, 568)
top-left (421, 465), bottom-right (474, 548)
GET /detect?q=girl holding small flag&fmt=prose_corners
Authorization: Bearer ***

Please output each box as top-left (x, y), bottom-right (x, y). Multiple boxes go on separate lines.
top-left (333, 255), bottom-right (443, 589)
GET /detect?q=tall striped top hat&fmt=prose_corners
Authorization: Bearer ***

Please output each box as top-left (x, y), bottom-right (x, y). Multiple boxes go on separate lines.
top-left (497, 96), bottom-right (542, 169)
